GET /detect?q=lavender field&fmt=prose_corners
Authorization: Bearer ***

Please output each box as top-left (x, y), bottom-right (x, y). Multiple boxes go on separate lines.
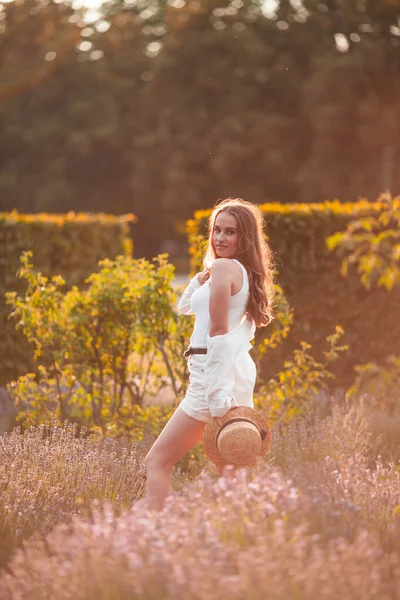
top-left (0, 397), bottom-right (399, 599)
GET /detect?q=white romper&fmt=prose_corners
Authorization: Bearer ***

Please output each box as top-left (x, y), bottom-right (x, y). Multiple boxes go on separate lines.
top-left (178, 259), bottom-right (257, 423)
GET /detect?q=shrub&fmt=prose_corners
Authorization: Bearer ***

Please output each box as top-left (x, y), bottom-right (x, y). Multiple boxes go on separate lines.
top-left (326, 192), bottom-right (400, 463)
top-left (0, 211), bottom-right (135, 386)
top-left (0, 412), bottom-right (211, 570)
top-left (255, 325), bottom-right (348, 423)
top-left (6, 252), bottom-right (193, 433)
top-left (326, 192), bottom-right (400, 292)
top-left (187, 197), bottom-right (400, 386)
top-left (0, 458), bottom-right (399, 599)
top-left (270, 401), bottom-right (400, 549)
top-left (1, 389), bottom-right (400, 586)
top-left (344, 357), bottom-right (400, 464)
top-left (0, 420), bottom-right (146, 569)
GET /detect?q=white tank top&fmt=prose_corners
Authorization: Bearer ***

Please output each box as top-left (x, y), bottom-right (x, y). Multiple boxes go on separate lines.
top-left (189, 259), bottom-right (249, 347)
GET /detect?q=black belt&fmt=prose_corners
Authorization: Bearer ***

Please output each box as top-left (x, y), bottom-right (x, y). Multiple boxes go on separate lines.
top-left (183, 346), bottom-right (208, 357)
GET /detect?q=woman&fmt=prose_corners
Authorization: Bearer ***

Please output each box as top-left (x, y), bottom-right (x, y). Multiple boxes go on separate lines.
top-left (144, 198), bottom-right (275, 511)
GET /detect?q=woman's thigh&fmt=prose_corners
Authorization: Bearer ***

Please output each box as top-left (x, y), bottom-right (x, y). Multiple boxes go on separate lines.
top-left (145, 407), bottom-right (206, 469)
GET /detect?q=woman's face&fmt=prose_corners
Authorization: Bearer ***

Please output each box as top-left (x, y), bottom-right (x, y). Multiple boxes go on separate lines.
top-left (213, 211), bottom-right (239, 258)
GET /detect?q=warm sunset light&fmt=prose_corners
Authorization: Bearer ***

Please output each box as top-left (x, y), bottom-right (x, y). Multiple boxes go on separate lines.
top-left (1, 0), bottom-right (400, 596)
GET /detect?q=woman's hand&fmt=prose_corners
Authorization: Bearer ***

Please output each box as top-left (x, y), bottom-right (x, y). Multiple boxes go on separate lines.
top-left (197, 269), bottom-right (209, 285)
top-left (212, 406), bottom-right (239, 429)
top-left (213, 416), bottom-right (224, 428)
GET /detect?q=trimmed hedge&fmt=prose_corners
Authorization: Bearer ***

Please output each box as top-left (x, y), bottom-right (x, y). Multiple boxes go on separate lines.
top-left (0, 211), bottom-right (136, 386)
top-left (186, 199), bottom-right (400, 387)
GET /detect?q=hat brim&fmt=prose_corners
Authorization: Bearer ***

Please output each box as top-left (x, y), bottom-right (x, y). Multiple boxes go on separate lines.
top-left (202, 406), bottom-right (272, 470)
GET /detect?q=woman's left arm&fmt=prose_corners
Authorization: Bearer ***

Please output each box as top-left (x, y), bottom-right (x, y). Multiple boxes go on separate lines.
top-left (208, 259), bottom-right (236, 426)
top-left (209, 259), bottom-right (232, 337)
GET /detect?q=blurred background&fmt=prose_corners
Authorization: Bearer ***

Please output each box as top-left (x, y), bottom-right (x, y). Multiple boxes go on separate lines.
top-left (1, 0), bottom-right (400, 264)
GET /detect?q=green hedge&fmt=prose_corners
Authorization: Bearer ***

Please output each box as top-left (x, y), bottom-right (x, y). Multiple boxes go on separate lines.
top-left (186, 199), bottom-right (400, 387)
top-left (0, 211), bottom-right (135, 386)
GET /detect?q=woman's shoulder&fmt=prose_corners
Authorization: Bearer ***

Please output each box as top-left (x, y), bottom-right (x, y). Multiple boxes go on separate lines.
top-left (210, 258), bottom-right (246, 283)
top-left (210, 257), bottom-right (242, 273)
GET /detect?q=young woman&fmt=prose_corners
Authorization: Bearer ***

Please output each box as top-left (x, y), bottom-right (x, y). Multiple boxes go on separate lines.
top-left (143, 198), bottom-right (275, 511)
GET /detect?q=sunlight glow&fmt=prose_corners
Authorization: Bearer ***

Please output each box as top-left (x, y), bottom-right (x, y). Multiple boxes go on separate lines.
top-left (335, 33), bottom-right (350, 53)
top-left (78, 40), bottom-right (93, 51)
top-left (72, 0), bottom-right (104, 9)
top-left (144, 40), bottom-right (162, 57)
top-left (261, 0), bottom-right (278, 19)
top-left (95, 20), bottom-right (110, 32)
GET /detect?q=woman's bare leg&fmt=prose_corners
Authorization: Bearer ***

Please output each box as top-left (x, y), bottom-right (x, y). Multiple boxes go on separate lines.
top-left (144, 407), bottom-right (206, 511)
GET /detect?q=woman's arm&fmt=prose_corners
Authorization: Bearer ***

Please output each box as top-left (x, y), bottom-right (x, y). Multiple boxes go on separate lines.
top-left (209, 259), bottom-right (233, 337)
top-left (206, 259), bottom-right (244, 424)
top-left (177, 272), bottom-right (202, 315)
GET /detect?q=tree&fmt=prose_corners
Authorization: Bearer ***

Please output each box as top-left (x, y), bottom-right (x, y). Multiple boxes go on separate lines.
top-left (2, 0), bottom-right (400, 256)
top-left (0, 0), bottom-right (81, 102)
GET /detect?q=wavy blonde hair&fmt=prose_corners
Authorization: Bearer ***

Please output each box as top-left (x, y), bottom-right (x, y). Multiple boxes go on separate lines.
top-left (202, 198), bottom-right (276, 328)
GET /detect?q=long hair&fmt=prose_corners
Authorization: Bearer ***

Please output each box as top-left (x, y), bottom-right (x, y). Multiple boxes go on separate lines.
top-left (201, 198), bottom-right (276, 328)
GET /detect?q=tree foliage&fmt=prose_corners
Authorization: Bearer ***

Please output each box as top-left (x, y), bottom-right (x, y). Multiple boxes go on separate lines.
top-left (2, 0), bottom-right (400, 255)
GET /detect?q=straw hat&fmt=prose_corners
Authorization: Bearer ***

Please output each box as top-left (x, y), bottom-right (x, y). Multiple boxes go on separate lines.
top-left (203, 406), bottom-right (271, 470)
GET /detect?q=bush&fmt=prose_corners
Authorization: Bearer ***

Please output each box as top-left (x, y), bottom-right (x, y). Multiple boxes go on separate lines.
top-left (0, 450), bottom-right (399, 599)
top-left (1, 387), bottom-right (400, 586)
top-left (0, 420), bottom-right (146, 569)
top-left (325, 192), bottom-right (400, 463)
top-left (0, 211), bottom-right (135, 386)
top-left (326, 193), bottom-right (400, 292)
top-left (6, 252), bottom-right (193, 433)
top-left (187, 196), bottom-right (400, 387)
top-left (255, 325), bottom-right (348, 423)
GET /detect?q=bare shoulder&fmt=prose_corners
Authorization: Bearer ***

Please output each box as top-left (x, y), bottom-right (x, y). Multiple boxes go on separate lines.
top-left (210, 258), bottom-right (241, 280)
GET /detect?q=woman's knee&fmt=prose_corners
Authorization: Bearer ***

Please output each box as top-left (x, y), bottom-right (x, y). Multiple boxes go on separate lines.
top-left (145, 448), bottom-right (172, 472)
top-left (144, 408), bottom-right (206, 473)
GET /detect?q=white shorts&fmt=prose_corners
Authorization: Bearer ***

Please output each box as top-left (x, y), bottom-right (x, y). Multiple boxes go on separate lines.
top-left (179, 353), bottom-right (255, 423)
